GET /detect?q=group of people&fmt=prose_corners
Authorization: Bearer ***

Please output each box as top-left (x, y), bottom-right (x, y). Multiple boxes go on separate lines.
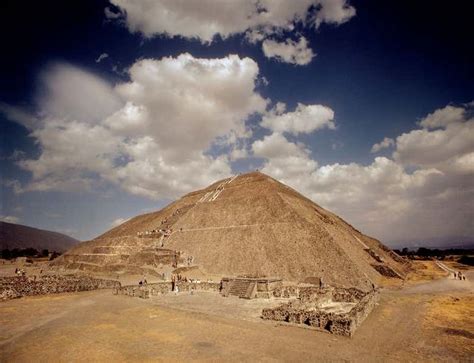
top-left (454, 271), bottom-right (467, 280)
top-left (171, 273), bottom-right (185, 292)
top-left (137, 207), bottom-right (189, 241)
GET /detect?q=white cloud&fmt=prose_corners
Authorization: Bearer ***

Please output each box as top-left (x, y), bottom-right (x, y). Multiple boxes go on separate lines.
top-left (107, 0), bottom-right (355, 65)
top-left (14, 54), bottom-right (266, 198)
top-left (19, 119), bottom-right (122, 192)
top-left (253, 132), bottom-right (308, 159)
top-left (112, 54), bottom-right (267, 158)
top-left (245, 29), bottom-right (265, 44)
top-left (95, 53), bottom-right (109, 63)
top-left (0, 103), bottom-right (37, 130)
top-left (371, 137), bottom-right (395, 153)
top-left (253, 132), bottom-right (317, 181)
top-left (0, 215), bottom-right (20, 224)
top-left (38, 63), bottom-right (122, 123)
top-left (108, 0), bottom-right (355, 43)
top-left (261, 102), bottom-right (335, 134)
top-left (230, 147), bottom-right (248, 161)
top-left (419, 104), bottom-right (465, 129)
top-left (313, 0), bottom-right (356, 28)
top-left (394, 104), bottom-right (474, 172)
top-left (262, 36), bottom-right (314, 65)
top-left (252, 102), bottom-right (474, 244)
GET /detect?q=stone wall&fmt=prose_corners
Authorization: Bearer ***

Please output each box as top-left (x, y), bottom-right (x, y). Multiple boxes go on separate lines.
top-left (272, 284), bottom-right (301, 299)
top-left (262, 287), bottom-right (379, 337)
top-left (0, 275), bottom-right (120, 301)
top-left (114, 281), bottom-right (220, 298)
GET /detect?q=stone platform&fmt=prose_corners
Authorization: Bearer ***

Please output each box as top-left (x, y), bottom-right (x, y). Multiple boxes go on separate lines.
top-left (221, 276), bottom-right (283, 299)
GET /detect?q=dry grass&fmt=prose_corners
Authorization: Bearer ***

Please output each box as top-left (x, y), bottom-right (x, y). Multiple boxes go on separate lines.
top-left (444, 260), bottom-right (473, 271)
top-left (404, 261), bottom-right (448, 285)
top-left (424, 293), bottom-right (474, 356)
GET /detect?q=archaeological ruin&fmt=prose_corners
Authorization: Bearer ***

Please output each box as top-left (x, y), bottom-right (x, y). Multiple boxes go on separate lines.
top-left (220, 276), bottom-right (283, 299)
top-left (0, 275), bottom-right (120, 301)
top-left (22, 171), bottom-right (409, 336)
top-left (261, 285), bottom-right (379, 337)
top-left (52, 172), bottom-right (409, 289)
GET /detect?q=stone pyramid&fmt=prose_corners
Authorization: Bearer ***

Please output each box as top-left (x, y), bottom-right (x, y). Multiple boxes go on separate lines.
top-left (53, 172), bottom-right (409, 290)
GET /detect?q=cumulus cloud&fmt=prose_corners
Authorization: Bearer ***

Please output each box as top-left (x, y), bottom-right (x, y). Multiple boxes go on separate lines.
top-left (229, 147), bottom-right (248, 161)
top-left (261, 102), bottom-right (335, 134)
top-left (111, 54), bottom-right (267, 158)
top-left (38, 63), bottom-right (122, 123)
top-left (371, 137), bottom-right (395, 153)
top-left (108, 0), bottom-right (355, 42)
top-left (262, 37), bottom-right (314, 65)
top-left (12, 55), bottom-right (266, 199)
top-left (253, 102), bottom-right (473, 244)
top-left (419, 104), bottom-right (466, 129)
top-left (253, 132), bottom-right (317, 180)
top-left (313, 0), bottom-right (356, 27)
top-left (394, 104), bottom-right (474, 173)
top-left (107, 1), bottom-right (355, 64)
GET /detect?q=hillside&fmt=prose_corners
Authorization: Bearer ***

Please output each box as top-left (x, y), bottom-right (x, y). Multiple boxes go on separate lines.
top-left (0, 222), bottom-right (79, 252)
top-left (54, 172), bottom-right (409, 290)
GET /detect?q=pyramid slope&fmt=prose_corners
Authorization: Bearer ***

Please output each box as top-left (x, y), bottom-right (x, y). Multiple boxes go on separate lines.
top-left (54, 172), bottom-right (408, 290)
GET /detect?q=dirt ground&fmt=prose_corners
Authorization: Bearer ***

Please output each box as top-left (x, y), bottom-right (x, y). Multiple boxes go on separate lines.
top-left (1, 262), bottom-right (473, 362)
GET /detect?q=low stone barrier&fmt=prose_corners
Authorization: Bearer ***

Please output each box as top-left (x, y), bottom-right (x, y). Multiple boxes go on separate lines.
top-left (0, 275), bottom-right (120, 301)
top-left (114, 281), bottom-right (220, 298)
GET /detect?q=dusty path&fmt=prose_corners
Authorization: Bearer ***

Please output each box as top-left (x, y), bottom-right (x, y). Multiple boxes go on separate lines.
top-left (1, 284), bottom-right (473, 362)
top-left (402, 269), bottom-right (473, 294)
top-left (1, 261), bottom-right (472, 361)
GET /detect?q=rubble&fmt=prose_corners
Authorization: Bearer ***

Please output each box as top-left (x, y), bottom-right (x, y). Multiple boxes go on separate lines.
top-left (114, 281), bottom-right (219, 298)
top-left (262, 286), bottom-right (379, 337)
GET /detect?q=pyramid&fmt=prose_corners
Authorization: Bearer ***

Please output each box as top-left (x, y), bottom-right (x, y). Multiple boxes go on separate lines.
top-left (53, 172), bottom-right (409, 290)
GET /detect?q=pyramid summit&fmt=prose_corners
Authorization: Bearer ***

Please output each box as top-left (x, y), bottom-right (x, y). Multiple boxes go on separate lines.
top-left (53, 171), bottom-right (408, 290)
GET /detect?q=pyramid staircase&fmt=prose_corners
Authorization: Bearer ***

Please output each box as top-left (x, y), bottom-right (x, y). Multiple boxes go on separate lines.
top-left (226, 279), bottom-right (257, 299)
top-left (160, 203), bottom-right (195, 228)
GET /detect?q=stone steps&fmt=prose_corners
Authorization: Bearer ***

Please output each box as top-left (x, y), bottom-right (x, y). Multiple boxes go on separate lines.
top-left (228, 280), bottom-right (256, 299)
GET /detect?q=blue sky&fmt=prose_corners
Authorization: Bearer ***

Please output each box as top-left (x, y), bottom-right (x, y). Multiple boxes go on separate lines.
top-left (1, 0), bottom-right (473, 247)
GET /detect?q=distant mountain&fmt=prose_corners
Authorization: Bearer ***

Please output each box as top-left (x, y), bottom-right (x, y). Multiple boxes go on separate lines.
top-left (0, 222), bottom-right (79, 252)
